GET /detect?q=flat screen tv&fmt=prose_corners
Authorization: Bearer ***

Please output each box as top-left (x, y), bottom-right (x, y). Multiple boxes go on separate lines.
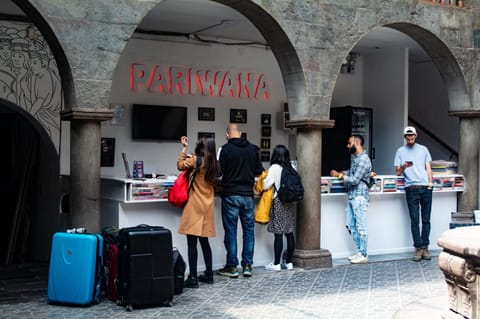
top-left (132, 104), bottom-right (187, 140)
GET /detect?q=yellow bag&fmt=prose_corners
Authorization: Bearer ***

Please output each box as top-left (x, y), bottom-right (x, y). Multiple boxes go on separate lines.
top-left (255, 187), bottom-right (273, 224)
top-left (254, 171), bottom-right (273, 224)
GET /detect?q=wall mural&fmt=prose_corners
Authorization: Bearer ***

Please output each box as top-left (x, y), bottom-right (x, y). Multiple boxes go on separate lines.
top-left (0, 20), bottom-right (62, 152)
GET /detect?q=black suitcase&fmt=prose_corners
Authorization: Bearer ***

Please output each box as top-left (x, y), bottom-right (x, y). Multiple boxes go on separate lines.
top-left (117, 224), bottom-right (173, 311)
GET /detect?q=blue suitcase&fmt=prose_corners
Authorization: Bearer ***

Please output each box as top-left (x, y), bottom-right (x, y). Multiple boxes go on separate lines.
top-left (47, 232), bottom-right (103, 305)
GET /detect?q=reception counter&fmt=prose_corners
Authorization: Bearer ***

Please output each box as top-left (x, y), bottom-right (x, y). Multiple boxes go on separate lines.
top-left (100, 174), bottom-right (464, 269)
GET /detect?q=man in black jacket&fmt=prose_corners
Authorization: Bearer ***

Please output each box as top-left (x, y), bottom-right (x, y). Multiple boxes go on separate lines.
top-left (218, 124), bottom-right (263, 278)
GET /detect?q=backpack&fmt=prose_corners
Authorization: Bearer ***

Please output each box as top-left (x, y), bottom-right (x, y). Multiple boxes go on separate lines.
top-left (277, 165), bottom-right (304, 204)
top-left (172, 247), bottom-right (186, 295)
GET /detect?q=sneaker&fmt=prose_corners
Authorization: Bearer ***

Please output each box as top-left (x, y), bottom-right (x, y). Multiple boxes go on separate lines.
top-left (184, 275), bottom-right (199, 288)
top-left (198, 270), bottom-right (214, 284)
top-left (218, 266), bottom-right (239, 278)
top-left (285, 262), bottom-right (294, 270)
top-left (265, 262), bottom-right (281, 271)
top-left (412, 248), bottom-right (422, 262)
top-left (350, 254), bottom-right (368, 264)
top-left (243, 265), bottom-right (253, 277)
top-left (348, 253), bottom-right (361, 261)
top-left (422, 248), bottom-right (432, 260)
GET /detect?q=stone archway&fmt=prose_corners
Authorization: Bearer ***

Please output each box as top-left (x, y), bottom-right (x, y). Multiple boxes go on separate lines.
top-left (0, 1), bottom-right (76, 263)
top-left (0, 98), bottom-right (60, 264)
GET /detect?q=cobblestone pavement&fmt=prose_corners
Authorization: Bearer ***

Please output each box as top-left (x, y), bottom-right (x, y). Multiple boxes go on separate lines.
top-left (0, 256), bottom-right (447, 319)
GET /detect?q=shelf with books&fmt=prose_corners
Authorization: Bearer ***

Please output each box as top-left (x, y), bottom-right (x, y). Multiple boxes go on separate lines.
top-left (101, 177), bottom-right (175, 203)
top-left (321, 174), bottom-right (464, 195)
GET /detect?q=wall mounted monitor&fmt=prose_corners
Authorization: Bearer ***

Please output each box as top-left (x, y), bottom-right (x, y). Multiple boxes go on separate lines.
top-left (132, 104), bottom-right (187, 140)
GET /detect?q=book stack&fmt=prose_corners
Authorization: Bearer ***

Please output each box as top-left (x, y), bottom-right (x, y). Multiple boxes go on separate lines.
top-left (330, 178), bottom-right (346, 193)
top-left (396, 177), bottom-right (405, 191)
top-left (432, 177), bottom-right (442, 190)
top-left (321, 179), bottom-right (330, 194)
top-left (454, 176), bottom-right (464, 189)
top-left (369, 177), bottom-right (383, 192)
top-left (449, 211), bottom-right (478, 229)
top-left (383, 178), bottom-right (397, 192)
top-left (431, 160), bottom-right (457, 174)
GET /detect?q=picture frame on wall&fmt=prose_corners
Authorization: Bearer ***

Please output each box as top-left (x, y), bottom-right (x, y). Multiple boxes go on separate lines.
top-left (198, 132), bottom-right (215, 140)
top-left (261, 114), bottom-right (271, 126)
top-left (261, 150), bottom-right (271, 162)
top-left (198, 107), bottom-right (215, 121)
top-left (230, 108), bottom-right (247, 123)
top-left (101, 137), bottom-right (115, 167)
top-left (261, 126), bottom-right (272, 137)
top-left (261, 138), bottom-right (270, 149)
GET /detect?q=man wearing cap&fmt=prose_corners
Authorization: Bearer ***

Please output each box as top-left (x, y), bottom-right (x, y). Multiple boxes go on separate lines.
top-left (394, 126), bottom-right (433, 262)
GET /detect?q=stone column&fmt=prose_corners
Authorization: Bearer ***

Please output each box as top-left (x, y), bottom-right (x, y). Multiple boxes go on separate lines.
top-left (62, 108), bottom-right (113, 233)
top-left (437, 226), bottom-right (480, 319)
top-left (450, 111), bottom-right (480, 212)
top-left (287, 120), bottom-right (334, 269)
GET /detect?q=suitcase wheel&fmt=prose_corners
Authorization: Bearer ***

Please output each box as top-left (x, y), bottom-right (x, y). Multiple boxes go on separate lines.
top-left (125, 304), bottom-right (133, 312)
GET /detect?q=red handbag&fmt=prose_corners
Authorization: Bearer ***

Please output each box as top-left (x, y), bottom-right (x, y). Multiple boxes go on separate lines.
top-left (168, 170), bottom-right (190, 208)
top-left (168, 156), bottom-right (202, 208)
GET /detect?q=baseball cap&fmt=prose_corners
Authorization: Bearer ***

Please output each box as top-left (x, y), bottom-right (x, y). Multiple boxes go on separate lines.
top-left (403, 126), bottom-right (417, 135)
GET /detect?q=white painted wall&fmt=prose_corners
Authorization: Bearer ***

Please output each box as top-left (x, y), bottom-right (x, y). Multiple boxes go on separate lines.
top-left (100, 35), bottom-right (289, 178)
top-left (364, 48), bottom-right (409, 174)
top-left (409, 61), bottom-right (459, 161)
top-left (331, 55), bottom-right (364, 107)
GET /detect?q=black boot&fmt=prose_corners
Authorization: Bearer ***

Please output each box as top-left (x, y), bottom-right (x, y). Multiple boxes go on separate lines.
top-left (198, 270), bottom-right (214, 284)
top-left (184, 274), bottom-right (199, 288)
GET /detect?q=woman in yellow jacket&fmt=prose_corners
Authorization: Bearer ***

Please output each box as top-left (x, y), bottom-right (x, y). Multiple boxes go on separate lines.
top-left (177, 135), bottom-right (219, 287)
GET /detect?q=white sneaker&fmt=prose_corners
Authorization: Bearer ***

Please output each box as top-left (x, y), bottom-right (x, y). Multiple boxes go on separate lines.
top-left (285, 263), bottom-right (293, 270)
top-left (348, 253), bottom-right (361, 261)
top-left (350, 254), bottom-right (368, 264)
top-left (265, 262), bottom-right (281, 271)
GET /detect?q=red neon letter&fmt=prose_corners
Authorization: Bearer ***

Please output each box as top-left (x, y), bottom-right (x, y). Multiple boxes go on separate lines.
top-left (220, 71), bottom-right (238, 98)
top-left (170, 66), bottom-right (188, 95)
top-left (148, 65), bottom-right (168, 93)
top-left (255, 74), bottom-right (270, 100)
top-left (239, 72), bottom-right (254, 98)
top-left (130, 64), bottom-right (147, 91)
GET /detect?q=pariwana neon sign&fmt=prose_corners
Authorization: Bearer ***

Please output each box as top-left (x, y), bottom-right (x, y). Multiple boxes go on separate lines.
top-left (130, 64), bottom-right (270, 100)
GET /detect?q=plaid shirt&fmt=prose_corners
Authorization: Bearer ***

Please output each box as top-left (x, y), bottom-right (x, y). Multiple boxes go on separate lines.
top-left (343, 151), bottom-right (372, 200)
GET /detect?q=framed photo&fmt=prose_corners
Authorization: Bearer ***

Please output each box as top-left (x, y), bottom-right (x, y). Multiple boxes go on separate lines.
top-left (198, 132), bottom-right (215, 140)
top-left (101, 138), bottom-right (115, 167)
top-left (230, 108), bottom-right (247, 123)
top-left (198, 107), bottom-right (215, 121)
top-left (261, 126), bottom-right (272, 137)
top-left (261, 138), bottom-right (270, 149)
top-left (261, 114), bottom-right (271, 126)
top-left (261, 150), bottom-right (271, 162)
top-left (109, 104), bottom-right (125, 126)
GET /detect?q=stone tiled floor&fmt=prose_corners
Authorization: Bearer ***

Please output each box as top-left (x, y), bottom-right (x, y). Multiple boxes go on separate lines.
top-left (0, 254), bottom-right (448, 319)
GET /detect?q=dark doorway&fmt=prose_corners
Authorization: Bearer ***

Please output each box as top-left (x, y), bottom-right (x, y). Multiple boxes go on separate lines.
top-left (0, 104), bottom-right (61, 265)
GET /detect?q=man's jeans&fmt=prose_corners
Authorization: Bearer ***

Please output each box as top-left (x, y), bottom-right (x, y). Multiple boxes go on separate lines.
top-left (405, 187), bottom-right (432, 248)
top-left (221, 195), bottom-right (255, 267)
top-left (346, 196), bottom-right (369, 257)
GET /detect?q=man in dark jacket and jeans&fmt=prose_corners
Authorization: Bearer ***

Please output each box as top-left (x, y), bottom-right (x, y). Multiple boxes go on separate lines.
top-left (218, 124), bottom-right (263, 278)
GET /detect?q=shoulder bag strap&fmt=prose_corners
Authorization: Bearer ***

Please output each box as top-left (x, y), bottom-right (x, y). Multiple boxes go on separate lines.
top-left (188, 156), bottom-right (202, 193)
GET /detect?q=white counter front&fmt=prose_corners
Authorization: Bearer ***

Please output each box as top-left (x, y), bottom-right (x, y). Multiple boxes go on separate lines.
top-left (321, 191), bottom-right (458, 259)
top-left (100, 176), bottom-right (463, 270)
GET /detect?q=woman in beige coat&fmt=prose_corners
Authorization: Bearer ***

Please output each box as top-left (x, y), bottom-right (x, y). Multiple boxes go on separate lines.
top-left (177, 135), bottom-right (219, 288)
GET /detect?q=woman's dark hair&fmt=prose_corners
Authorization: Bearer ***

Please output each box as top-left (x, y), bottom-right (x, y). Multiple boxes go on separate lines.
top-left (195, 137), bottom-right (219, 184)
top-left (270, 144), bottom-right (292, 169)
